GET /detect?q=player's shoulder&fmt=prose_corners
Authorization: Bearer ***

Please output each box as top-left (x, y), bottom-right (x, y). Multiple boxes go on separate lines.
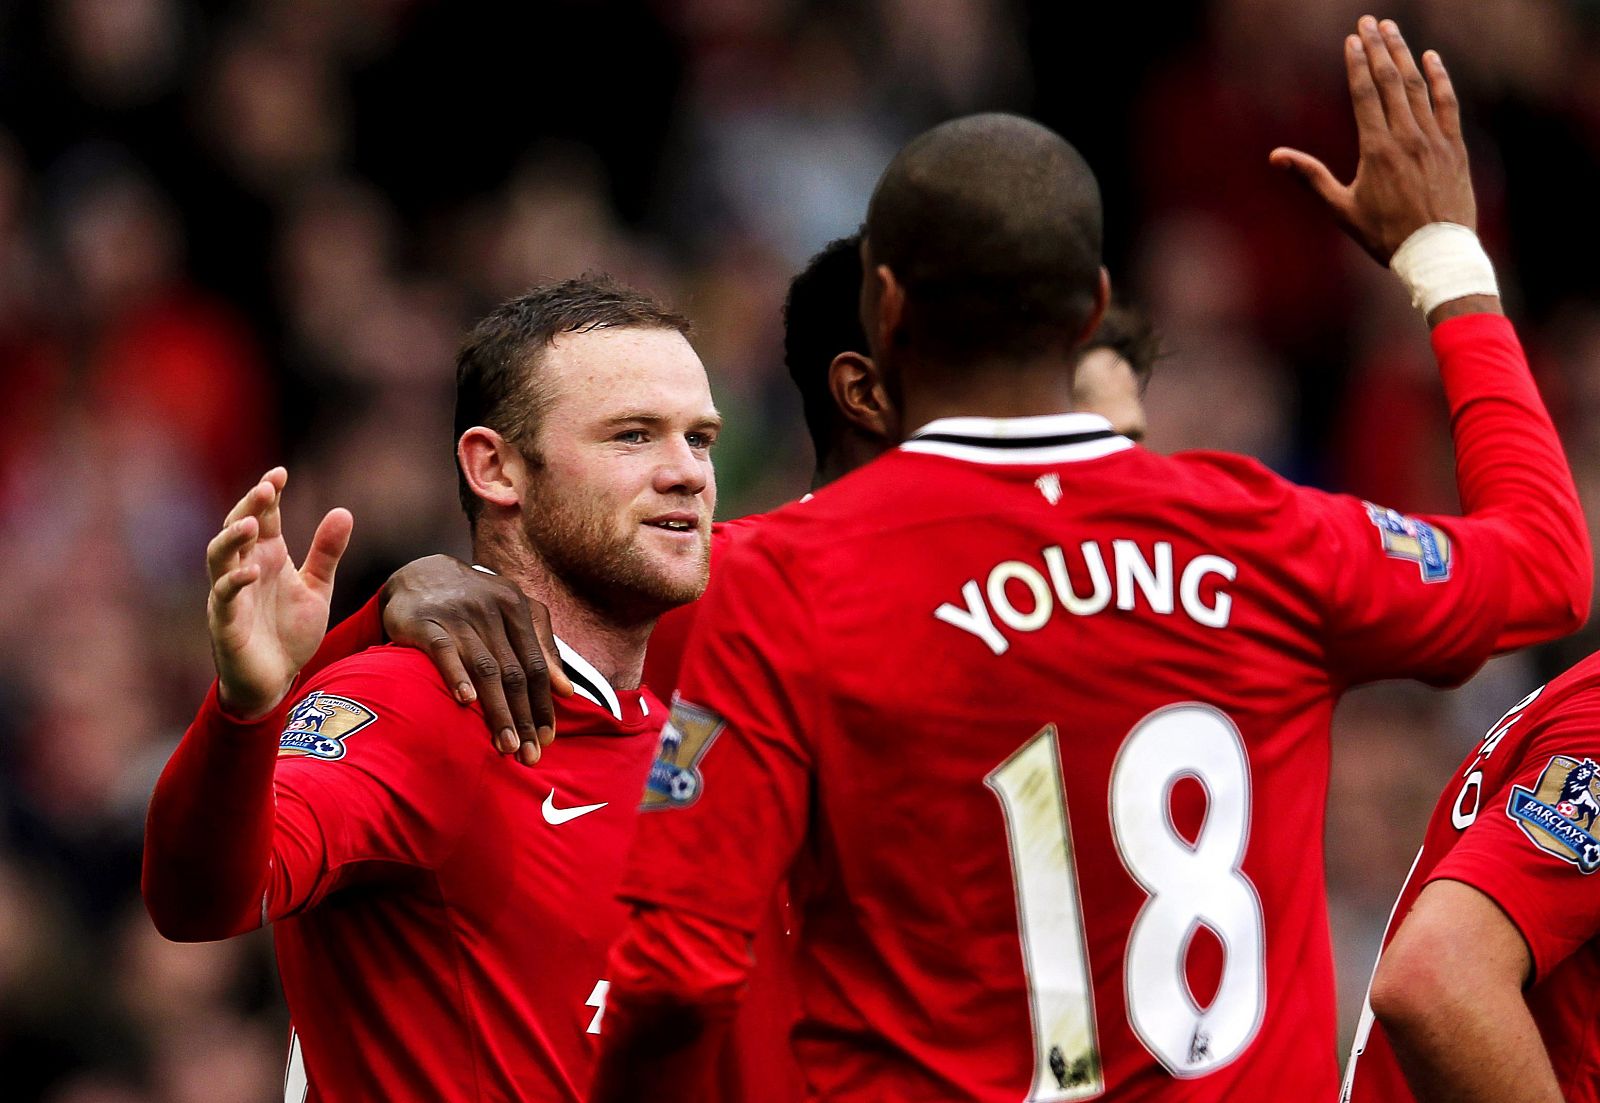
top-left (1157, 448), bottom-right (1306, 504)
top-left (284, 645), bottom-right (480, 765)
top-left (301, 644), bottom-right (456, 704)
top-left (1519, 650), bottom-right (1600, 732)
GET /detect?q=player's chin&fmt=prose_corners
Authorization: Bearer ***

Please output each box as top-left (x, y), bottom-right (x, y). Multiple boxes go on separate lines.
top-left (635, 550), bottom-right (710, 605)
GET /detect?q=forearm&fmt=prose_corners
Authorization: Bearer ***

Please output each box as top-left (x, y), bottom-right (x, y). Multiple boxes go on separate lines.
top-left (589, 906), bottom-right (750, 1103)
top-left (1434, 312), bottom-right (1592, 646)
top-left (141, 682), bottom-right (281, 941)
top-left (1379, 984), bottom-right (1560, 1103)
top-left (304, 592), bottom-right (385, 682)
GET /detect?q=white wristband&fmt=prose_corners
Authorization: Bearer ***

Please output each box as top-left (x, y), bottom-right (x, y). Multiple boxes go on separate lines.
top-left (1388, 222), bottom-right (1499, 316)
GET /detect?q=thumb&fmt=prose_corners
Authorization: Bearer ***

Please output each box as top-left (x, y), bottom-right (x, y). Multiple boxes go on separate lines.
top-left (300, 508), bottom-right (354, 596)
top-left (1269, 147), bottom-right (1350, 212)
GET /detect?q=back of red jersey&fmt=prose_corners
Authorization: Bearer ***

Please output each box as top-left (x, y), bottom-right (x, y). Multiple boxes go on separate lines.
top-left (1344, 651), bottom-right (1600, 1103)
top-left (622, 412), bottom-right (1516, 1102)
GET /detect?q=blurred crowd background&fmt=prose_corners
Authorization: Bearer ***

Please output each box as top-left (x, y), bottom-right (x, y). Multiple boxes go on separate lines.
top-left (3, 0), bottom-right (1600, 1098)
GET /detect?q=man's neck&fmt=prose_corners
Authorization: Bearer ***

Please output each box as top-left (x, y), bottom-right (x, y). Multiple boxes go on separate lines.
top-left (893, 358), bottom-right (1078, 440)
top-left (473, 534), bottom-right (653, 692)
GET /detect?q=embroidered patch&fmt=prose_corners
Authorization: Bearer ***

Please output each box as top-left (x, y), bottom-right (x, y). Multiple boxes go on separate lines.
top-left (1363, 502), bottom-right (1453, 583)
top-left (1506, 755), bottom-right (1600, 873)
top-left (278, 692), bottom-right (378, 761)
top-left (640, 697), bottom-right (725, 810)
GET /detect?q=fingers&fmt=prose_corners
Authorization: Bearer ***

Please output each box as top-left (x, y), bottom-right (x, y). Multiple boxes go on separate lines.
top-left (257, 468), bottom-right (285, 542)
top-left (1425, 49), bottom-right (1462, 142)
top-left (500, 596), bottom-right (559, 749)
top-left (1380, 19), bottom-right (1435, 137)
top-left (206, 515), bottom-right (259, 584)
top-left (211, 562), bottom-right (261, 606)
top-left (527, 599), bottom-right (574, 699)
top-left (1344, 31), bottom-right (1385, 137)
top-left (1357, 15), bottom-right (1419, 137)
top-left (1268, 147), bottom-right (1353, 221)
top-left (299, 508), bottom-right (354, 598)
top-left (460, 633), bottom-right (537, 762)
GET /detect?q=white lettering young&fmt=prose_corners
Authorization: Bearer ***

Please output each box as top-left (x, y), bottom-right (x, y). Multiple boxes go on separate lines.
top-left (1115, 540), bottom-right (1174, 615)
top-left (936, 541), bottom-right (1239, 653)
top-left (1180, 555), bottom-right (1237, 629)
top-left (935, 579), bottom-right (1010, 655)
top-left (1044, 542), bottom-right (1112, 615)
top-left (987, 561), bottom-right (1053, 632)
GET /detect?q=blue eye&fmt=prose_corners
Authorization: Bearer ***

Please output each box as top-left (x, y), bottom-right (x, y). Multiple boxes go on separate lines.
top-left (615, 429), bottom-right (648, 444)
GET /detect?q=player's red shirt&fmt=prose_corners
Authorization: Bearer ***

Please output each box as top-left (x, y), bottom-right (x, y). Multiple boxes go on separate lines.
top-left (644, 513), bottom-right (773, 697)
top-left (1343, 651), bottom-right (1600, 1103)
top-left (149, 642), bottom-right (662, 1102)
top-left (594, 315), bottom-right (1589, 1103)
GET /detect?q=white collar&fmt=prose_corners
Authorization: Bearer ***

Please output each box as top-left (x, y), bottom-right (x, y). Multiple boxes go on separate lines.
top-left (899, 412), bottom-right (1132, 465)
top-left (554, 636), bottom-right (622, 720)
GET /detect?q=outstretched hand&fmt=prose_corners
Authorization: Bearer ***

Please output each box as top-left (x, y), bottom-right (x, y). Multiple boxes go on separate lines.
top-left (382, 555), bottom-right (573, 767)
top-left (1270, 16), bottom-right (1474, 265)
top-left (206, 468), bottom-right (354, 721)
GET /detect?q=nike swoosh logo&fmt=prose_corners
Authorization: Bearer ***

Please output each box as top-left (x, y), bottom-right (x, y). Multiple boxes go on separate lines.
top-left (542, 789), bottom-right (608, 825)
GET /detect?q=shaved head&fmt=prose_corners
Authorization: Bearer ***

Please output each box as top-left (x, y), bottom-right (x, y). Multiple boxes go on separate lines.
top-left (864, 113), bottom-right (1104, 368)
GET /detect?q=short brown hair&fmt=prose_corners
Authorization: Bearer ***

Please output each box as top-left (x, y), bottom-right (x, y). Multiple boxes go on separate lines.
top-left (453, 274), bottom-right (692, 522)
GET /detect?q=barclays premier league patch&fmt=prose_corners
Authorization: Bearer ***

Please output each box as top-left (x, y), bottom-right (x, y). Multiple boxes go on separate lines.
top-left (279, 692), bottom-right (378, 761)
top-left (1506, 755), bottom-right (1600, 874)
top-left (640, 697), bottom-right (725, 811)
top-left (1363, 502), bottom-right (1453, 583)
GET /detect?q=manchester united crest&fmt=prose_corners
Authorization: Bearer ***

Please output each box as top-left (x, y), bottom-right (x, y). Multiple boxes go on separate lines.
top-left (1506, 755), bottom-right (1600, 873)
top-left (278, 692), bottom-right (378, 761)
top-left (641, 697), bottom-right (725, 810)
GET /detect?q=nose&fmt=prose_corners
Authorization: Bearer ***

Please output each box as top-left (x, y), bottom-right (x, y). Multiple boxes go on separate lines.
top-left (653, 434), bottom-right (709, 497)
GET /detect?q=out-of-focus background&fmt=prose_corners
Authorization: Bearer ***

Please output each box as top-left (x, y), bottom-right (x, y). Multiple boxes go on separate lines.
top-left (2, 0), bottom-right (1598, 1098)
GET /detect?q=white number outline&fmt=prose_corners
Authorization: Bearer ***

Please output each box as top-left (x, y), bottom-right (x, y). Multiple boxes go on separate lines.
top-left (1109, 703), bottom-right (1265, 1078)
top-left (988, 703), bottom-right (1267, 1097)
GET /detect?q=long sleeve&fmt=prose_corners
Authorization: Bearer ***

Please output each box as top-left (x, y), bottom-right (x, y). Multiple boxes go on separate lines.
top-left (1433, 314), bottom-right (1592, 649)
top-left (142, 682), bottom-right (280, 941)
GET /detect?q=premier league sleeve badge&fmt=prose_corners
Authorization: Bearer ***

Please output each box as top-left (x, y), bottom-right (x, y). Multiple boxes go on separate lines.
top-left (1506, 755), bottom-right (1600, 873)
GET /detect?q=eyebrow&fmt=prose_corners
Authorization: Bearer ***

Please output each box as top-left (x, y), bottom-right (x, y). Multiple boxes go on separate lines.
top-left (603, 411), bottom-right (724, 431)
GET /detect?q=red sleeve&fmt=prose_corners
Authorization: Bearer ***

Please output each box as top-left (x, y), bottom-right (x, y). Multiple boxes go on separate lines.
top-left (1427, 693), bottom-right (1600, 983)
top-left (1315, 314), bottom-right (1588, 685)
top-left (618, 533), bottom-right (816, 929)
top-left (594, 533), bottom-right (816, 1091)
top-left (143, 681), bottom-right (282, 940)
top-left (1432, 315), bottom-right (1590, 651)
top-left (589, 906), bottom-right (751, 1103)
top-left (304, 592), bottom-right (385, 682)
top-left (143, 652), bottom-right (488, 941)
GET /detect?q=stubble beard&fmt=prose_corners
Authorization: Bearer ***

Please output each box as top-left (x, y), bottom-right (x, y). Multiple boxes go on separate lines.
top-left (521, 485), bottom-right (709, 624)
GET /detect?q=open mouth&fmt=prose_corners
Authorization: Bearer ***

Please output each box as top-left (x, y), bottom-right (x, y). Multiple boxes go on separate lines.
top-left (644, 518), bottom-right (697, 532)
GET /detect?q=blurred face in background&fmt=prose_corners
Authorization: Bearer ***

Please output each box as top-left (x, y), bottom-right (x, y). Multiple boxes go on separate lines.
top-left (1073, 345), bottom-right (1148, 442)
top-left (517, 326), bottom-right (719, 620)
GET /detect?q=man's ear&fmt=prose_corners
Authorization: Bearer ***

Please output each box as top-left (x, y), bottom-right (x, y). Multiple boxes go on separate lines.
top-left (872, 264), bottom-right (906, 356)
top-left (458, 427), bottom-right (524, 512)
top-left (828, 351), bottom-right (894, 442)
top-left (1076, 266), bottom-right (1112, 345)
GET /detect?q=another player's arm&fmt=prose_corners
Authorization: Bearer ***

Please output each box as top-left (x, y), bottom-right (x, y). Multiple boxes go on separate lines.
top-left (144, 469), bottom-right (353, 940)
top-left (590, 537), bottom-right (817, 1103)
top-left (1369, 881), bottom-right (1560, 1103)
top-left (1274, 19), bottom-right (1588, 660)
top-left (380, 555), bottom-right (572, 765)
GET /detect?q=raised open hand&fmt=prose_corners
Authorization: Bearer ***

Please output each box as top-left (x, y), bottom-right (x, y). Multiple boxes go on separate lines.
top-left (1270, 16), bottom-right (1474, 265)
top-left (206, 468), bottom-right (354, 720)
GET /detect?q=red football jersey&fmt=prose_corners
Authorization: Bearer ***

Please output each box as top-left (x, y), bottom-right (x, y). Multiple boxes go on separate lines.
top-left (1343, 652), bottom-right (1600, 1103)
top-left (600, 316), bottom-right (1589, 1103)
top-left (644, 513), bottom-right (774, 698)
top-left (269, 642), bottom-right (661, 1102)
